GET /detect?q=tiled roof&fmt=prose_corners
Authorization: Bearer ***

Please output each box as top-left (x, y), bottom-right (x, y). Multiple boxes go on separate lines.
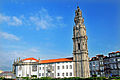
top-left (96, 54), bottom-right (103, 56)
top-left (109, 51), bottom-right (120, 54)
top-left (116, 51), bottom-right (120, 53)
top-left (22, 57), bottom-right (39, 62)
top-left (89, 57), bottom-right (99, 61)
top-left (39, 57), bottom-right (73, 64)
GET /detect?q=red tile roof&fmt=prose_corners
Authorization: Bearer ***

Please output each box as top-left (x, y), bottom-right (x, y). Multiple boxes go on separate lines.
top-left (89, 57), bottom-right (98, 61)
top-left (39, 57), bottom-right (73, 64)
top-left (109, 51), bottom-right (120, 54)
top-left (96, 54), bottom-right (103, 56)
top-left (116, 51), bottom-right (120, 53)
top-left (22, 57), bottom-right (39, 62)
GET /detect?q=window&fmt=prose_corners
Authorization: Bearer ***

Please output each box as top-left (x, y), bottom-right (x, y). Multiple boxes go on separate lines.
top-left (39, 73), bottom-right (41, 76)
top-left (46, 73), bottom-right (48, 76)
top-left (52, 73), bottom-right (54, 77)
top-left (118, 59), bottom-right (120, 61)
top-left (57, 66), bottom-right (60, 70)
top-left (70, 65), bottom-right (72, 69)
top-left (43, 67), bottom-right (44, 70)
top-left (116, 53), bottom-right (119, 56)
top-left (42, 73), bottom-right (44, 76)
top-left (52, 66), bottom-right (54, 70)
top-left (66, 72), bottom-right (68, 76)
top-left (70, 72), bottom-right (72, 76)
top-left (32, 65), bottom-right (37, 71)
top-left (57, 73), bottom-right (60, 76)
top-left (40, 67), bottom-right (41, 70)
top-left (78, 43), bottom-right (80, 50)
top-left (62, 73), bottom-right (64, 76)
top-left (62, 66), bottom-right (64, 69)
top-left (66, 65), bottom-right (68, 69)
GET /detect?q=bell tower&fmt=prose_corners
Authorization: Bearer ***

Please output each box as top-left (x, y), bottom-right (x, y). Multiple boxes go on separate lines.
top-left (73, 6), bottom-right (90, 78)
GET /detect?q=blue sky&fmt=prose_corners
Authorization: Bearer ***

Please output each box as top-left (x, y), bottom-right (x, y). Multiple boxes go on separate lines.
top-left (0, 0), bottom-right (119, 71)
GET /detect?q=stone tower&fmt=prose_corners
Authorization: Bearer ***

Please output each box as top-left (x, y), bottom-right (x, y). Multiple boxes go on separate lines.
top-left (73, 6), bottom-right (90, 78)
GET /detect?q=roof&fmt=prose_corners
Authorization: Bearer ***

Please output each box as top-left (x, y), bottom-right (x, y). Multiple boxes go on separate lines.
top-left (109, 51), bottom-right (120, 54)
top-left (96, 54), bottom-right (103, 56)
top-left (116, 51), bottom-right (120, 53)
top-left (39, 57), bottom-right (73, 64)
top-left (89, 57), bottom-right (98, 61)
top-left (22, 57), bottom-right (39, 62)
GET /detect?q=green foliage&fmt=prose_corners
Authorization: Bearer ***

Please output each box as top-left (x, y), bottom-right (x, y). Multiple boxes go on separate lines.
top-left (109, 76), bottom-right (120, 79)
top-left (31, 77), bottom-right (52, 80)
top-left (21, 77), bottom-right (30, 80)
top-left (31, 75), bottom-right (37, 78)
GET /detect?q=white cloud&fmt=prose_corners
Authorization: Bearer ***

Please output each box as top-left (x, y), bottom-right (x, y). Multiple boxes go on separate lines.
top-left (8, 16), bottom-right (22, 26)
top-left (0, 14), bottom-right (10, 22)
top-left (0, 32), bottom-right (20, 41)
top-left (0, 8), bottom-right (65, 30)
top-left (0, 14), bottom-right (22, 26)
top-left (29, 8), bottom-right (55, 30)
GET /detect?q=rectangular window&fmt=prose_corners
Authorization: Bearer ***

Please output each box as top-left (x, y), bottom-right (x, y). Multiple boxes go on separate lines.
top-left (43, 67), bottom-right (44, 70)
top-left (32, 65), bottom-right (37, 71)
top-left (42, 73), bottom-right (44, 76)
top-left (39, 73), bottom-right (41, 76)
top-left (118, 59), bottom-right (120, 61)
top-left (62, 66), bottom-right (64, 69)
top-left (57, 66), bottom-right (60, 70)
top-left (57, 73), bottom-right (60, 76)
top-left (66, 65), bottom-right (68, 69)
top-left (66, 72), bottom-right (68, 76)
top-left (46, 73), bottom-right (48, 76)
top-left (70, 72), bottom-right (72, 76)
top-left (52, 73), bottom-right (54, 77)
top-left (70, 65), bottom-right (72, 69)
top-left (52, 66), bottom-right (54, 71)
top-left (40, 67), bottom-right (41, 70)
top-left (78, 43), bottom-right (80, 50)
top-left (62, 73), bottom-right (64, 76)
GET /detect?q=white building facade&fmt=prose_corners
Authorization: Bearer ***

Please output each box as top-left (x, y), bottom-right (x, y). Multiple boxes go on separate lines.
top-left (13, 57), bottom-right (74, 78)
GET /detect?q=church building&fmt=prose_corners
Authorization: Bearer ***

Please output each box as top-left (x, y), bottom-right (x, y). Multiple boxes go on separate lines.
top-left (13, 6), bottom-right (90, 78)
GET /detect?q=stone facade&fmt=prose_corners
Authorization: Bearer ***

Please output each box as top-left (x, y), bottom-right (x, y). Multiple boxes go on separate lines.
top-left (105, 51), bottom-right (120, 77)
top-left (89, 55), bottom-right (104, 77)
top-left (73, 6), bottom-right (90, 78)
top-left (89, 51), bottom-right (120, 77)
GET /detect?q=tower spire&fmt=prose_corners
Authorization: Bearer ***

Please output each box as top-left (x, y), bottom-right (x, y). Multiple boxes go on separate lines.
top-left (73, 6), bottom-right (90, 78)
